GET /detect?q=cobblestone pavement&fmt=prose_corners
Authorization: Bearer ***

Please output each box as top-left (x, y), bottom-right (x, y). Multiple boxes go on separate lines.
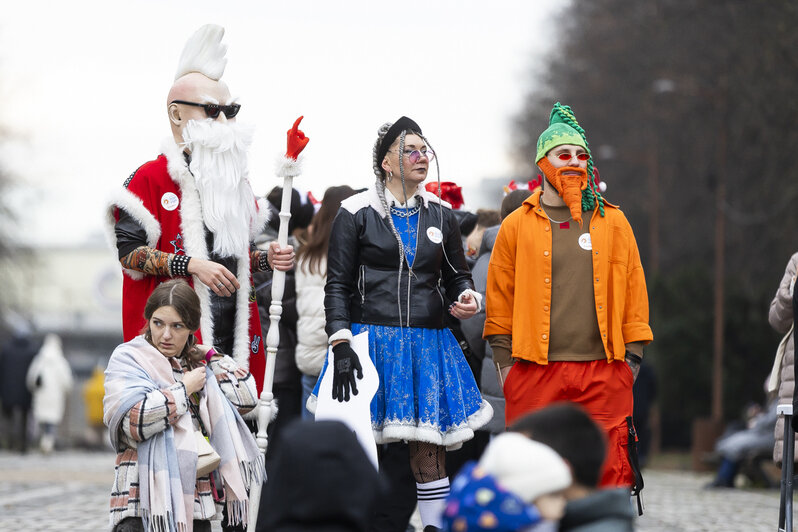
top-left (635, 469), bottom-right (782, 531)
top-left (0, 450), bottom-right (786, 531)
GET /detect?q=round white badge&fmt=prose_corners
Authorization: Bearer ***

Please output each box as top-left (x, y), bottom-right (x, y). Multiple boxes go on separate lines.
top-left (161, 192), bottom-right (179, 211)
top-left (427, 226), bottom-right (443, 244)
top-left (578, 233), bottom-right (592, 251)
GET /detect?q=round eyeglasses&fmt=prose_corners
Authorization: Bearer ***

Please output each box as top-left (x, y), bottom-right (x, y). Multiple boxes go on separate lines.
top-left (391, 149), bottom-right (435, 164)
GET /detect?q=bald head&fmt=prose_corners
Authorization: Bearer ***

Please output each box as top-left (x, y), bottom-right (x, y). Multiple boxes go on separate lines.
top-left (167, 72), bottom-right (235, 147)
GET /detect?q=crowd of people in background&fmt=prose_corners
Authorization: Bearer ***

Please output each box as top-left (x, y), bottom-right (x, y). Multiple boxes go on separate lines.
top-left (2, 21), bottom-right (798, 532)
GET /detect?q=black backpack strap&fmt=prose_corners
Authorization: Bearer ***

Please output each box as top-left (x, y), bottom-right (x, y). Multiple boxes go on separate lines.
top-left (626, 415), bottom-right (645, 516)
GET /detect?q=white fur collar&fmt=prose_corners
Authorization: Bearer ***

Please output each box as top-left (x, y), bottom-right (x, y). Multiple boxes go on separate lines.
top-left (341, 183), bottom-right (452, 218)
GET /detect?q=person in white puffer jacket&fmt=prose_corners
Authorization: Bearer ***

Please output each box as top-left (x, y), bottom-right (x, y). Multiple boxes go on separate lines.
top-left (295, 185), bottom-right (358, 417)
top-left (26, 333), bottom-right (73, 453)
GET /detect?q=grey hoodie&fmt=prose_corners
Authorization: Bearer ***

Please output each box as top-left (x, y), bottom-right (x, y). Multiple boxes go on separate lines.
top-left (558, 488), bottom-right (635, 532)
top-left (460, 225), bottom-right (505, 433)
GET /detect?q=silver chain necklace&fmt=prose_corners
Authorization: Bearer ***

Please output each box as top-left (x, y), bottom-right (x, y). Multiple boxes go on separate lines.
top-left (541, 205), bottom-right (572, 225)
top-left (390, 204), bottom-right (421, 218)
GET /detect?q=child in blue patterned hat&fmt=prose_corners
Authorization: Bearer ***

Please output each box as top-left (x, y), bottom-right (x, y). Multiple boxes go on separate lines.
top-left (442, 432), bottom-right (572, 532)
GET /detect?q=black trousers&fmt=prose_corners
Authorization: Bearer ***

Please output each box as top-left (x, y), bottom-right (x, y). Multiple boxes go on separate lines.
top-left (445, 430), bottom-right (490, 481)
top-left (0, 406), bottom-right (29, 452)
top-left (253, 380), bottom-right (304, 532)
top-left (370, 442), bottom-right (417, 532)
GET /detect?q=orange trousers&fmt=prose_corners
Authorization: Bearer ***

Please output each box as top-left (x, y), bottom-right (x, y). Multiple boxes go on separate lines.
top-left (503, 359), bottom-right (635, 488)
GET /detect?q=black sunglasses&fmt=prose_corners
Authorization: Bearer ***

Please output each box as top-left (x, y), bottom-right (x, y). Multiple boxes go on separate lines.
top-left (171, 100), bottom-right (241, 119)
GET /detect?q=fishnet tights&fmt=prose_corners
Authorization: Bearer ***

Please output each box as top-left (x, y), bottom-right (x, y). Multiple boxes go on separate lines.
top-left (408, 441), bottom-right (446, 483)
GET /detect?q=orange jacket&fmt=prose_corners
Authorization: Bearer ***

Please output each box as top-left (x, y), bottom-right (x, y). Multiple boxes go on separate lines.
top-left (484, 191), bottom-right (653, 364)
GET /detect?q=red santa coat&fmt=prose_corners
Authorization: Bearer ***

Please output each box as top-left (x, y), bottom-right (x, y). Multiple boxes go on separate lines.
top-left (106, 140), bottom-right (270, 392)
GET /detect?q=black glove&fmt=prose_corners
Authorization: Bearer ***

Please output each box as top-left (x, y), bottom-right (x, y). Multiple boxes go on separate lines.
top-left (332, 342), bottom-right (363, 402)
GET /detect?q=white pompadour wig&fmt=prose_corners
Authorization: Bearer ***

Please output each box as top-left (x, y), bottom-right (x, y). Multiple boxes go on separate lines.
top-left (174, 24), bottom-right (227, 81)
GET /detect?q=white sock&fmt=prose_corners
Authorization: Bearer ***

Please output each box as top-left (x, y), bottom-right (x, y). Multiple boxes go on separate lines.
top-left (416, 477), bottom-right (450, 528)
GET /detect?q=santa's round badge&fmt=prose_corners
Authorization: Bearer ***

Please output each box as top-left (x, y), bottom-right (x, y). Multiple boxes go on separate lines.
top-left (427, 226), bottom-right (443, 244)
top-left (161, 192), bottom-right (179, 211)
top-left (578, 233), bottom-right (592, 250)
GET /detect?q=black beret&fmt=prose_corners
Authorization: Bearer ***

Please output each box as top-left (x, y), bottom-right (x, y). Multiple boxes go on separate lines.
top-left (376, 116), bottom-right (422, 170)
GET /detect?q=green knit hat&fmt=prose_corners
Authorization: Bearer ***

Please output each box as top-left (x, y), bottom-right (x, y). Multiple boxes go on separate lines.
top-left (536, 102), bottom-right (605, 217)
top-left (535, 103), bottom-right (588, 162)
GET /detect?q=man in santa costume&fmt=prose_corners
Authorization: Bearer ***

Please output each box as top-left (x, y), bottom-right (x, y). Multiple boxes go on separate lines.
top-left (106, 25), bottom-right (307, 394)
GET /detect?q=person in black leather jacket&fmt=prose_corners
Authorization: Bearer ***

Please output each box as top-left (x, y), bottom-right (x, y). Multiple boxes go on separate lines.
top-left (316, 116), bottom-right (493, 532)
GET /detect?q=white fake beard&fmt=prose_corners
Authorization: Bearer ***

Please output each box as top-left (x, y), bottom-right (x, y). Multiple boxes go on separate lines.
top-left (182, 119), bottom-right (257, 258)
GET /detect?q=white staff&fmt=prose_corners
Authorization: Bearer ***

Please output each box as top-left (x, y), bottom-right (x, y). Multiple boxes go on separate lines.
top-left (249, 116), bottom-right (309, 528)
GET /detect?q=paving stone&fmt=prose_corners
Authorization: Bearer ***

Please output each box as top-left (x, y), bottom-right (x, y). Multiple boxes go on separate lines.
top-left (636, 470), bottom-right (781, 531)
top-left (0, 450), bottom-right (788, 531)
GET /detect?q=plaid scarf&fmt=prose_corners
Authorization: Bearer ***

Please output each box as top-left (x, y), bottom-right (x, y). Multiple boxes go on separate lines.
top-left (104, 336), bottom-right (264, 531)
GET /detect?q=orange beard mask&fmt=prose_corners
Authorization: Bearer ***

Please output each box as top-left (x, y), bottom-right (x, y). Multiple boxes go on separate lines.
top-left (538, 157), bottom-right (589, 226)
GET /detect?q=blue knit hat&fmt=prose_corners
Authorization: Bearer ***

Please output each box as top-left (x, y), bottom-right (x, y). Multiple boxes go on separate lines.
top-left (442, 462), bottom-right (542, 532)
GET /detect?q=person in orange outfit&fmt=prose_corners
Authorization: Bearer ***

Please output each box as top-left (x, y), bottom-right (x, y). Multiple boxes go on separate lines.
top-left (484, 102), bottom-right (653, 490)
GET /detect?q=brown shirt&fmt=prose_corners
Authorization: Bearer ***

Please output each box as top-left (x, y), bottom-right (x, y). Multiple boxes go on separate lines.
top-left (542, 202), bottom-right (605, 362)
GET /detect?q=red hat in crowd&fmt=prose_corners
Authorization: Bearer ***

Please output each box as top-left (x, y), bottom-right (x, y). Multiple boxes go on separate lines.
top-left (425, 181), bottom-right (465, 210)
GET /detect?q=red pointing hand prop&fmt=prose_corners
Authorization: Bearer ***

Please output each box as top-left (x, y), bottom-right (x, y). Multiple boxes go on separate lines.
top-left (286, 116), bottom-right (309, 160)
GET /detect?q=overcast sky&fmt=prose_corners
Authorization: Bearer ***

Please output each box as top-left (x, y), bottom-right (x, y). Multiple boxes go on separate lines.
top-left (0, 0), bottom-right (564, 246)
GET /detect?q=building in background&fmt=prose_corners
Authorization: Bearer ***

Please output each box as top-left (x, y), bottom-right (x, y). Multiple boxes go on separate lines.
top-left (0, 232), bottom-right (121, 449)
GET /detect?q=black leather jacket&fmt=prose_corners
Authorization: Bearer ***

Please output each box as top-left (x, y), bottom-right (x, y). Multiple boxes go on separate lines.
top-left (325, 188), bottom-right (475, 336)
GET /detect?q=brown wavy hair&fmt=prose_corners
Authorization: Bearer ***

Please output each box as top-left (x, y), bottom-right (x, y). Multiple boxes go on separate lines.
top-left (143, 279), bottom-right (203, 362)
top-left (296, 185), bottom-right (358, 275)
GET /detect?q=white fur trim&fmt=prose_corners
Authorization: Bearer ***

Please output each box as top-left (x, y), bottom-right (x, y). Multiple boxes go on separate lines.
top-left (175, 24), bottom-right (227, 81)
top-left (275, 154), bottom-right (304, 178)
top-left (232, 251), bottom-right (253, 369)
top-left (373, 399), bottom-right (494, 447)
top-left (328, 329), bottom-right (354, 344)
top-left (458, 289), bottom-right (483, 313)
top-left (163, 140), bottom-right (214, 346)
top-left (305, 393), bottom-right (317, 415)
top-left (242, 405), bottom-right (258, 421)
top-left (105, 186), bottom-right (163, 281)
top-left (340, 189), bottom-right (376, 215)
top-left (251, 197), bottom-right (270, 239)
top-left (305, 396), bottom-right (493, 445)
top-left (160, 137), bottom-right (186, 168)
top-left (241, 397), bottom-right (279, 423)
top-left (162, 139), bottom-right (254, 369)
top-left (242, 397), bottom-right (279, 422)
top-left (340, 184), bottom-right (451, 219)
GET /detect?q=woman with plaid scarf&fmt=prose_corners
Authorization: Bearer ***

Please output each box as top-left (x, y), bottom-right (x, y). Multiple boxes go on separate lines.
top-left (104, 280), bottom-right (265, 532)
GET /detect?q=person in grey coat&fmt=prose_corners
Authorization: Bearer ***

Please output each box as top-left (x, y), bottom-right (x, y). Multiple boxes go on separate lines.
top-left (460, 189), bottom-right (533, 434)
top-left (460, 224), bottom-right (504, 434)
top-left (768, 251), bottom-right (798, 463)
top-left (705, 396), bottom-right (777, 488)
